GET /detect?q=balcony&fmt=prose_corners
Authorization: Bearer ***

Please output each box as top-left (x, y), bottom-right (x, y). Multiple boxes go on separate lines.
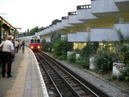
top-left (68, 11), bottom-right (83, 25)
top-left (76, 32), bottom-right (89, 42)
top-left (50, 25), bottom-right (56, 32)
top-left (115, 23), bottom-right (129, 39)
top-left (51, 25), bottom-right (57, 32)
top-left (39, 27), bottom-right (53, 36)
top-left (90, 28), bottom-right (119, 42)
top-left (35, 31), bottom-right (42, 36)
top-left (45, 37), bottom-right (51, 42)
top-left (61, 16), bottom-right (72, 27)
top-left (77, 4), bottom-right (97, 21)
top-left (51, 24), bottom-right (60, 31)
top-left (39, 30), bottom-right (45, 36)
top-left (114, 0), bottom-right (129, 12)
top-left (40, 29), bottom-right (49, 35)
top-left (68, 32), bottom-right (89, 42)
top-left (47, 26), bottom-right (53, 33)
top-left (55, 22), bottom-right (65, 30)
top-left (91, 0), bottom-right (119, 18)
top-left (68, 33), bottom-right (76, 42)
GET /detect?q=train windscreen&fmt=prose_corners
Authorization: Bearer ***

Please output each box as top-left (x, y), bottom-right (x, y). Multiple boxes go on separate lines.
top-left (37, 39), bottom-right (40, 43)
top-left (31, 39), bottom-right (35, 43)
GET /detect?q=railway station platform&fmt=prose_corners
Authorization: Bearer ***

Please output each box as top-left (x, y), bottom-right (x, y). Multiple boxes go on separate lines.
top-left (0, 47), bottom-right (49, 97)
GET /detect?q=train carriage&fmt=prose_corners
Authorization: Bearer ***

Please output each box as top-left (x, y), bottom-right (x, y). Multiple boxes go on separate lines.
top-left (17, 35), bottom-right (42, 51)
top-left (29, 36), bottom-right (42, 51)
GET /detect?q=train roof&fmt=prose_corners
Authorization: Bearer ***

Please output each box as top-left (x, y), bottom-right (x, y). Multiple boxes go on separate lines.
top-left (16, 35), bottom-right (40, 40)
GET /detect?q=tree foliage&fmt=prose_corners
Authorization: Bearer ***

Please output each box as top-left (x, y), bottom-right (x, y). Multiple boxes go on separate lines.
top-left (50, 32), bottom-right (72, 60)
top-left (18, 26), bottom-right (45, 37)
top-left (41, 40), bottom-right (52, 52)
top-left (116, 44), bottom-right (129, 81)
top-left (76, 42), bottom-right (99, 69)
top-left (80, 42), bottom-right (99, 57)
top-left (95, 44), bottom-right (114, 73)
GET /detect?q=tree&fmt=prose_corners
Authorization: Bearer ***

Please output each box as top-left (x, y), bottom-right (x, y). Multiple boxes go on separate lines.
top-left (24, 26), bottom-right (45, 36)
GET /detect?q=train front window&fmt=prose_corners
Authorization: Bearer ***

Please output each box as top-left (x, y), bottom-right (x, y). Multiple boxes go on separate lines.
top-left (31, 39), bottom-right (34, 43)
top-left (37, 39), bottom-right (40, 43)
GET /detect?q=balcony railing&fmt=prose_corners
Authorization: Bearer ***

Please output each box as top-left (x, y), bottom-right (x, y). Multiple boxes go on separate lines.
top-left (77, 4), bottom-right (91, 10)
top-left (62, 16), bottom-right (68, 20)
top-left (68, 11), bottom-right (77, 16)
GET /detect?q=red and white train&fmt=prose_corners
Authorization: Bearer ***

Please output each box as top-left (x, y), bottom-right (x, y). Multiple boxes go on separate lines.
top-left (17, 35), bottom-right (42, 51)
top-left (29, 36), bottom-right (42, 51)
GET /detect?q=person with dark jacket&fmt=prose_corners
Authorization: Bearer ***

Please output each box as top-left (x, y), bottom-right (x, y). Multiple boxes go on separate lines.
top-left (21, 41), bottom-right (25, 53)
top-left (0, 51), bottom-right (3, 68)
top-left (0, 38), bottom-right (6, 70)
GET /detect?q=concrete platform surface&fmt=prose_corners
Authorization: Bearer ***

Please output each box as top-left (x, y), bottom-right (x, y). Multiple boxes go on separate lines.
top-left (0, 48), bottom-right (48, 97)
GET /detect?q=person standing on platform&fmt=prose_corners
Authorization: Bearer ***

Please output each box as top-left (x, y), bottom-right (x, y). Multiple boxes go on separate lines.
top-left (15, 40), bottom-right (19, 53)
top-left (0, 35), bottom-right (14, 78)
top-left (0, 37), bottom-right (6, 73)
top-left (21, 41), bottom-right (25, 53)
top-left (0, 51), bottom-right (2, 68)
top-left (0, 41), bottom-right (4, 69)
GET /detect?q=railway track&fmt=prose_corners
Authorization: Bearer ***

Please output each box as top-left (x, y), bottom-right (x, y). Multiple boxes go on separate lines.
top-left (35, 51), bottom-right (109, 97)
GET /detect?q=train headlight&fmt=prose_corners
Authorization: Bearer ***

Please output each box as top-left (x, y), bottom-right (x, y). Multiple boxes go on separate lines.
top-left (30, 46), bottom-right (34, 49)
top-left (37, 46), bottom-right (41, 49)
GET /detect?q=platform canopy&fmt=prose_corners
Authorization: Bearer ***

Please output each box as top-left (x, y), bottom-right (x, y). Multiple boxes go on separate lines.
top-left (0, 16), bottom-right (17, 43)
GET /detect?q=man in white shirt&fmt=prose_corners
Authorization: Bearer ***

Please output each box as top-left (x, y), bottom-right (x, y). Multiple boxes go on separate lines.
top-left (1, 35), bottom-right (14, 78)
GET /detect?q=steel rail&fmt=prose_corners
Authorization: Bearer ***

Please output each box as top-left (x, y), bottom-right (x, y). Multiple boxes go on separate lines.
top-left (37, 52), bottom-right (82, 97)
top-left (42, 52), bottom-right (99, 97)
top-left (40, 51), bottom-right (98, 97)
top-left (40, 51), bottom-right (109, 97)
top-left (35, 52), bottom-right (63, 97)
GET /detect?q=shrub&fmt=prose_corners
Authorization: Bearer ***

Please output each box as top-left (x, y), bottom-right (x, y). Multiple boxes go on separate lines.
top-left (121, 64), bottom-right (129, 81)
top-left (117, 44), bottom-right (129, 62)
top-left (67, 53), bottom-right (76, 63)
top-left (52, 40), bottom-right (68, 59)
top-left (80, 42), bottom-right (99, 57)
top-left (115, 44), bottom-right (129, 81)
top-left (95, 46), bottom-right (114, 73)
top-left (77, 42), bottom-right (99, 69)
top-left (76, 56), bottom-right (89, 69)
top-left (57, 55), bottom-right (67, 60)
top-left (52, 40), bottom-right (72, 60)
top-left (41, 40), bottom-right (52, 52)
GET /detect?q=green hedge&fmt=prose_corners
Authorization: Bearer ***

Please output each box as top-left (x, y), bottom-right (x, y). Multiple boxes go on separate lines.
top-left (95, 49), bottom-right (114, 73)
top-left (116, 44), bottom-right (129, 81)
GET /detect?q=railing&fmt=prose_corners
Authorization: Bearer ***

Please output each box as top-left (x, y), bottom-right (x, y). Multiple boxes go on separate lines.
top-left (62, 16), bottom-right (68, 20)
top-left (68, 11), bottom-right (77, 16)
top-left (77, 4), bottom-right (91, 10)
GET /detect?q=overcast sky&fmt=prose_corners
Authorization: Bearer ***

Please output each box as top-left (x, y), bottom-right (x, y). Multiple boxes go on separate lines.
top-left (0, 0), bottom-right (91, 32)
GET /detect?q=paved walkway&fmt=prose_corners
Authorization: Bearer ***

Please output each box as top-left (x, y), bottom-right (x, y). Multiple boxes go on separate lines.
top-left (0, 48), bottom-right (48, 97)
